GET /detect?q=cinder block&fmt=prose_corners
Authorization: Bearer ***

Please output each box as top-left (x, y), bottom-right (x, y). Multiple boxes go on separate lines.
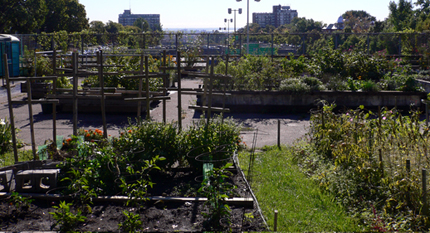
top-left (15, 169), bottom-right (60, 193)
top-left (0, 170), bottom-right (13, 192)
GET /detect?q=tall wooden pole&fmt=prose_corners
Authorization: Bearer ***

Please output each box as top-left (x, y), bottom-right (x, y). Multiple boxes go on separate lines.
top-left (26, 77), bottom-right (36, 160)
top-left (137, 54), bottom-right (143, 119)
top-left (72, 52), bottom-right (78, 135)
top-left (145, 56), bottom-right (150, 120)
top-left (98, 51), bottom-right (107, 138)
top-left (177, 51), bottom-right (182, 130)
top-left (162, 50), bottom-right (167, 124)
top-left (3, 54), bottom-right (18, 162)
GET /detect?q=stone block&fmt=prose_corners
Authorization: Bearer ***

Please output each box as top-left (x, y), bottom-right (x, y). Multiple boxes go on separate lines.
top-left (0, 170), bottom-right (13, 192)
top-left (15, 169), bottom-right (60, 193)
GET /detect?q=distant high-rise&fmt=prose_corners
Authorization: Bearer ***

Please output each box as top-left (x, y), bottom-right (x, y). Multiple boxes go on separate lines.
top-left (253, 5), bottom-right (298, 28)
top-left (118, 10), bottom-right (160, 30)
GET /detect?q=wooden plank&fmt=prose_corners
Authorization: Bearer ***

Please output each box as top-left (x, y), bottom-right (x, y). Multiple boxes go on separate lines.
top-left (0, 193), bottom-right (254, 208)
top-left (189, 105), bottom-right (230, 112)
top-left (11, 99), bottom-right (59, 104)
top-left (9, 76), bottom-right (58, 82)
top-left (181, 71), bottom-right (232, 79)
top-left (122, 73), bottom-right (169, 79)
top-left (124, 96), bottom-right (170, 101)
top-left (181, 91), bottom-right (231, 96)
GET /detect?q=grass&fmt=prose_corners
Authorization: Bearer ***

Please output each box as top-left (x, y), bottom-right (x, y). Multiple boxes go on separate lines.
top-left (0, 150), bottom-right (34, 167)
top-left (238, 145), bottom-right (364, 232)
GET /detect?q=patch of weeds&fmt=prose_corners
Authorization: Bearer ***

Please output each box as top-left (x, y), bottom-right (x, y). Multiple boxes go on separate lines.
top-left (118, 210), bottom-right (142, 232)
top-left (49, 201), bottom-right (86, 232)
top-left (199, 163), bottom-right (236, 231)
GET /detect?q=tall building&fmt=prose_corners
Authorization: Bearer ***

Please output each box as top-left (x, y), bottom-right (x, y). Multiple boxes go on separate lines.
top-left (118, 10), bottom-right (160, 30)
top-left (253, 5), bottom-right (298, 28)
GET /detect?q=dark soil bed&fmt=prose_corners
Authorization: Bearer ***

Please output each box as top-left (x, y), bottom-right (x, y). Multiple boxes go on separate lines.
top-left (0, 167), bottom-right (267, 232)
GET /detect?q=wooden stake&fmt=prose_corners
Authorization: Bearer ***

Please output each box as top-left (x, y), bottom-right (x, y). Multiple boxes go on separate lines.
top-left (274, 210), bottom-right (278, 232)
top-left (423, 169), bottom-right (428, 215)
top-left (137, 54), bottom-right (143, 118)
top-left (98, 51), bottom-right (107, 138)
top-left (277, 119), bottom-right (281, 149)
top-left (162, 50), bottom-right (167, 124)
top-left (177, 51), bottom-right (182, 130)
top-left (3, 54), bottom-right (18, 163)
top-left (72, 52), bottom-right (78, 136)
top-left (145, 56), bottom-right (150, 120)
top-left (26, 77), bottom-right (36, 160)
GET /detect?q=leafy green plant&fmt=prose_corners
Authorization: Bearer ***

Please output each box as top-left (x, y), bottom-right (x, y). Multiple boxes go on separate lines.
top-left (50, 201), bottom-right (86, 232)
top-left (199, 163), bottom-right (236, 231)
top-left (119, 155), bottom-right (164, 207)
top-left (9, 192), bottom-right (33, 210)
top-left (0, 118), bottom-right (13, 155)
top-left (118, 210), bottom-right (142, 232)
top-left (113, 120), bottom-right (180, 169)
top-left (183, 115), bottom-right (241, 171)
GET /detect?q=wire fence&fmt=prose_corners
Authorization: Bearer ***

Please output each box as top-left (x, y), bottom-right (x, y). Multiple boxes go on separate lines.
top-left (12, 32), bottom-right (430, 57)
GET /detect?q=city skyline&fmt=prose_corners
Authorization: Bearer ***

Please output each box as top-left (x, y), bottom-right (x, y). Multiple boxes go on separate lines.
top-left (79, 0), bottom-right (393, 30)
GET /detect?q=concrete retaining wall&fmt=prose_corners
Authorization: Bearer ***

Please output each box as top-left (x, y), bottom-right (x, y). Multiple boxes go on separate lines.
top-left (202, 91), bottom-right (427, 113)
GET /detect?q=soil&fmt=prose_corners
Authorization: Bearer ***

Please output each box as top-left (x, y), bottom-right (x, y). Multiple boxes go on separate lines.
top-left (0, 167), bottom-right (268, 232)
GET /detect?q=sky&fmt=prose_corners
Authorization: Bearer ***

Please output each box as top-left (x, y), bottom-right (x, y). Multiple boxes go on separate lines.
top-left (79, 0), bottom-right (393, 30)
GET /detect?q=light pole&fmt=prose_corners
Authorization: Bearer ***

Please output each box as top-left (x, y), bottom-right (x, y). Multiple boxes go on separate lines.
top-left (225, 18), bottom-right (233, 55)
top-left (236, 0), bottom-right (260, 54)
top-left (228, 8), bottom-right (242, 33)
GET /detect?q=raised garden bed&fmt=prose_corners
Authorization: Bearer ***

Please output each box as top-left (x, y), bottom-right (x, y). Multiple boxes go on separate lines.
top-left (0, 160), bottom-right (266, 232)
top-left (199, 90), bottom-right (428, 113)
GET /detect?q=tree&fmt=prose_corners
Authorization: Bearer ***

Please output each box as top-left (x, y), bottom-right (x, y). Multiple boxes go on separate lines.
top-left (0, 0), bottom-right (47, 33)
top-left (342, 10), bottom-right (376, 32)
top-left (41, 0), bottom-right (88, 32)
top-left (105, 21), bottom-right (124, 34)
top-left (90, 21), bottom-right (106, 34)
top-left (133, 18), bottom-right (150, 32)
top-left (388, 0), bottom-right (415, 31)
top-left (290, 17), bottom-right (324, 33)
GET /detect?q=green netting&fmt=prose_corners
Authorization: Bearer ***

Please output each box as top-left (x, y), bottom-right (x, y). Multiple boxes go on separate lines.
top-left (56, 135), bottom-right (64, 150)
top-left (37, 145), bottom-right (48, 160)
top-left (203, 163), bottom-right (214, 181)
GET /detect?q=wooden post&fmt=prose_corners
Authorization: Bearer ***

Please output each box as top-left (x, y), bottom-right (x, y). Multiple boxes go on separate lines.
top-left (52, 49), bottom-right (57, 143)
top-left (274, 210), bottom-right (278, 232)
top-left (406, 159), bottom-right (411, 206)
top-left (145, 56), bottom-right (150, 120)
top-left (72, 52), bottom-right (78, 136)
top-left (98, 51), bottom-right (107, 138)
top-left (3, 54), bottom-right (18, 163)
top-left (177, 51), bottom-right (182, 130)
top-left (378, 149), bottom-right (384, 177)
top-left (423, 169), bottom-right (428, 215)
top-left (162, 50), bottom-right (167, 124)
top-left (426, 101), bottom-right (429, 128)
top-left (207, 57), bottom-right (214, 126)
top-left (277, 119), bottom-right (281, 149)
top-left (26, 77), bottom-right (36, 160)
top-left (137, 54), bottom-right (143, 118)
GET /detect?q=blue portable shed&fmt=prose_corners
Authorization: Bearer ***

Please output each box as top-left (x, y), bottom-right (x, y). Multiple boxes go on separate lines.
top-left (0, 34), bottom-right (20, 77)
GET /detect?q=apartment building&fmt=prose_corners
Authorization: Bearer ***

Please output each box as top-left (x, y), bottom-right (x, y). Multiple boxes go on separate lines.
top-left (118, 10), bottom-right (160, 30)
top-left (253, 5), bottom-right (298, 28)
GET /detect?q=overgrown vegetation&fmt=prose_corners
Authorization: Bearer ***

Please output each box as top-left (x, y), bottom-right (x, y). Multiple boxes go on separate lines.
top-left (213, 50), bottom-right (424, 92)
top-left (291, 103), bottom-right (430, 231)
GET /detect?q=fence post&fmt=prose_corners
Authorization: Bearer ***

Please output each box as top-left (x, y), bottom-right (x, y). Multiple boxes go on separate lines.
top-left (423, 169), bottom-right (428, 215)
top-left (378, 149), bottom-right (384, 177)
top-left (274, 210), bottom-right (278, 232)
top-left (277, 119), bottom-right (281, 149)
top-left (406, 159), bottom-right (410, 206)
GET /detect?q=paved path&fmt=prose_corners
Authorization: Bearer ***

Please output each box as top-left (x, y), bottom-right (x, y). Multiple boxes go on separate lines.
top-left (0, 79), bottom-right (310, 150)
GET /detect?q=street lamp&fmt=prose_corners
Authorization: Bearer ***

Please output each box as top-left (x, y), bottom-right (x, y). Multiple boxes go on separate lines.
top-left (236, 0), bottom-right (260, 54)
top-left (228, 8), bottom-right (242, 33)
